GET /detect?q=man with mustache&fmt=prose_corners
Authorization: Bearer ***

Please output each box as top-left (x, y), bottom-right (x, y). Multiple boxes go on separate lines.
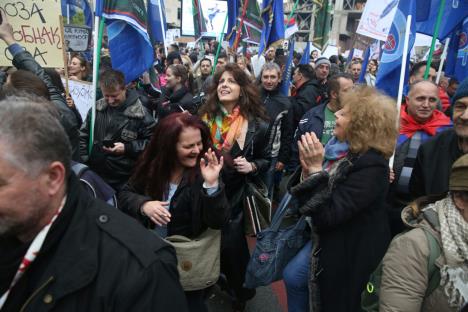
top-left (410, 77), bottom-right (468, 198)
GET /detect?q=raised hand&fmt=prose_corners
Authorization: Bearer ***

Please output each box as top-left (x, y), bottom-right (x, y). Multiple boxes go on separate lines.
top-left (200, 148), bottom-right (223, 187)
top-left (298, 132), bottom-right (324, 177)
top-left (0, 12), bottom-right (15, 46)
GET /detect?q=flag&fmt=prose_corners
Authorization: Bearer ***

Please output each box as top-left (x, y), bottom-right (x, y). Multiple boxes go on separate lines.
top-left (358, 46), bottom-right (371, 84)
top-left (97, 0), bottom-right (154, 84)
top-left (227, 0), bottom-right (239, 45)
top-left (280, 40), bottom-right (294, 96)
top-left (61, 0), bottom-right (93, 27)
top-left (258, 0), bottom-right (285, 55)
top-left (375, 0), bottom-right (416, 98)
top-left (300, 42), bottom-right (311, 64)
top-left (312, 0), bottom-right (332, 50)
top-left (345, 48), bottom-right (354, 67)
top-left (415, 0), bottom-right (468, 40)
top-left (240, 1), bottom-right (263, 45)
top-left (445, 17), bottom-right (468, 82)
top-left (193, 0), bottom-right (207, 37)
top-left (285, 17), bottom-right (299, 39)
top-left (147, 0), bottom-right (167, 44)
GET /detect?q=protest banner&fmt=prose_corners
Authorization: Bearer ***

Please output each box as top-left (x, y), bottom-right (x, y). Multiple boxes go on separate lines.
top-left (63, 78), bottom-right (94, 121)
top-left (356, 0), bottom-right (398, 41)
top-left (64, 25), bottom-right (91, 52)
top-left (0, 0), bottom-right (64, 67)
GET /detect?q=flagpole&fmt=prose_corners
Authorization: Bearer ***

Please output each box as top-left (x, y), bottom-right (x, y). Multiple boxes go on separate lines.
top-left (286, 0), bottom-right (300, 26)
top-left (67, 4), bottom-right (70, 24)
top-left (233, 0), bottom-right (250, 52)
top-left (389, 14), bottom-right (412, 168)
top-left (424, 0), bottom-right (446, 80)
top-left (211, 13), bottom-right (229, 74)
top-left (436, 38), bottom-right (450, 84)
top-left (157, 0), bottom-right (168, 56)
top-left (89, 11), bottom-right (105, 155)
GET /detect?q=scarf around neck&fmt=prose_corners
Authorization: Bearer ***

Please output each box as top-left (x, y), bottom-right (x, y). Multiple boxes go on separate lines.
top-left (400, 105), bottom-right (451, 138)
top-left (322, 136), bottom-right (349, 172)
top-left (204, 105), bottom-right (245, 152)
top-left (432, 196), bottom-right (468, 308)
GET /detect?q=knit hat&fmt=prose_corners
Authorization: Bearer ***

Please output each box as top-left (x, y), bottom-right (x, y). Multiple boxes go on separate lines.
top-left (449, 154), bottom-right (468, 191)
top-left (452, 77), bottom-right (468, 104)
top-left (315, 57), bottom-right (331, 67)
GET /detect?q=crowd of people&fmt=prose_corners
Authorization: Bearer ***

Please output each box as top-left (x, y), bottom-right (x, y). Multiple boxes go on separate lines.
top-left (0, 10), bottom-right (468, 312)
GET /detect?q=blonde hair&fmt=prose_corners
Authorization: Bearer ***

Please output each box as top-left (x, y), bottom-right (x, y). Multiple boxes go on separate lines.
top-left (342, 86), bottom-right (398, 159)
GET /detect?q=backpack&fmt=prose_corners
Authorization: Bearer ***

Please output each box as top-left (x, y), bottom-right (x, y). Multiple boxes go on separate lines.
top-left (71, 162), bottom-right (118, 208)
top-left (361, 228), bottom-right (441, 312)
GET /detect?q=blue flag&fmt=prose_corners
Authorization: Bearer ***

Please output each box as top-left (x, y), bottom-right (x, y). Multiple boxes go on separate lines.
top-left (358, 46), bottom-right (371, 84)
top-left (96, 0), bottom-right (154, 84)
top-left (147, 0), bottom-right (167, 44)
top-left (376, 0), bottom-right (416, 98)
top-left (445, 17), bottom-right (468, 82)
top-left (227, 0), bottom-right (239, 46)
top-left (345, 48), bottom-right (354, 67)
top-left (280, 40), bottom-right (294, 96)
top-left (258, 0), bottom-right (285, 55)
top-left (62, 0), bottom-right (93, 27)
top-left (300, 42), bottom-right (311, 64)
top-left (415, 0), bottom-right (468, 40)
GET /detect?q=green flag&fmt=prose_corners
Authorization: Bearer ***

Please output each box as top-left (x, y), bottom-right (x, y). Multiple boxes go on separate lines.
top-left (312, 0), bottom-right (332, 50)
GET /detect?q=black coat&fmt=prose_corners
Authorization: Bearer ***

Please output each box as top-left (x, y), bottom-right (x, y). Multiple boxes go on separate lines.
top-left (157, 86), bottom-right (195, 119)
top-left (0, 175), bottom-right (187, 312)
top-left (289, 150), bottom-right (391, 312)
top-left (12, 50), bottom-right (81, 161)
top-left (410, 129), bottom-right (463, 198)
top-left (221, 117), bottom-right (271, 215)
top-left (118, 175), bottom-right (230, 238)
top-left (290, 79), bottom-right (322, 132)
top-left (261, 88), bottom-right (292, 164)
top-left (79, 90), bottom-right (156, 190)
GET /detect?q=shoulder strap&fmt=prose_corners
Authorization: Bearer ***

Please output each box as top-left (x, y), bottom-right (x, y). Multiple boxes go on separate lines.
top-left (71, 162), bottom-right (89, 178)
top-left (423, 229), bottom-right (442, 297)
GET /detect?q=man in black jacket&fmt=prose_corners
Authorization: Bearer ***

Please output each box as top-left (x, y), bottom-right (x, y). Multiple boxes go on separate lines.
top-left (260, 62), bottom-right (292, 196)
top-left (0, 96), bottom-right (187, 311)
top-left (79, 69), bottom-right (156, 190)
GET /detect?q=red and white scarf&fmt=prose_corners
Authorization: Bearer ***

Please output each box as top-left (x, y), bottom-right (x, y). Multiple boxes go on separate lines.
top-left (0, 197), bottom-right (66, 308)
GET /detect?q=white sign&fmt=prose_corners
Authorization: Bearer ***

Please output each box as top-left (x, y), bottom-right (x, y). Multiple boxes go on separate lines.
top-left (181, 0), bottom-right (227, 37)
top-left (63, 78), bottom-right (94, 121)
top-left (322, 45), bottom-right (339, 59)
top-left (356, 0), bottom-right (399, 41)
top-left (64, 25), bottom-right (91, 52)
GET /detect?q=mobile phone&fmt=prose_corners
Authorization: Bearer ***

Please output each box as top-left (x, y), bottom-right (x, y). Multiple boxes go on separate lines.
top-left (102, 140), bottom-right (115, 148)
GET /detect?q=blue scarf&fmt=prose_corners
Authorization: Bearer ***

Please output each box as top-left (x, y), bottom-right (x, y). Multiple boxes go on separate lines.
top-left (323, 136), bottom-right (349, 172)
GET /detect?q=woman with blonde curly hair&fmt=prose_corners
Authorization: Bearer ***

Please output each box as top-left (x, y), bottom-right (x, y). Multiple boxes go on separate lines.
top-left (285, 86), bottom-right (398, 312)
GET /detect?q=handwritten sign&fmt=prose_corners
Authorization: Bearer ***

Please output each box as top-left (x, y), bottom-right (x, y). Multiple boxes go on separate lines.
top-left (0, 0), bottom-right (64, 67)
top-left (356, 0), bottom-right (398, 42)
top-left (63, 78), bottom-right (94, 121)
top-left (64, 25), bottom-right (91, 52)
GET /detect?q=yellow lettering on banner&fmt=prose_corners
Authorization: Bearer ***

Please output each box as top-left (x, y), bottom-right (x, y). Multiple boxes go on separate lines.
top-left (0, 0), bottom-right (64, 67)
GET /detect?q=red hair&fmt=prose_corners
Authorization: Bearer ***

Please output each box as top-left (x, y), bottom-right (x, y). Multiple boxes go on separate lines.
top-left (131, 113), bottom-right (213, 199)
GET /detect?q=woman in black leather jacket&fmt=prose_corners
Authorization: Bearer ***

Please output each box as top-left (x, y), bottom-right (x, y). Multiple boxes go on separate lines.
top-left (199, 63), bottom-right (271, 311)
top-left (118, 113), bottom-right (229, 312)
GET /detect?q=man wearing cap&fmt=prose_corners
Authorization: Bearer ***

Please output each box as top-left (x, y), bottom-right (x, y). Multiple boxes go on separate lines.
top-left (410, 77), bottom-right (468, 198)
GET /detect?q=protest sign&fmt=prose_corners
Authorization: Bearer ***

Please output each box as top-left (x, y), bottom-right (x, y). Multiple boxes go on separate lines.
top-left (356, 0), bottom-right (398, 41)
top-left (64, 25), bottom-right (91, 52)
top-left (0, 0), bottom-right (64, 67)
top-left (63, 78), bottom-right (94, 121)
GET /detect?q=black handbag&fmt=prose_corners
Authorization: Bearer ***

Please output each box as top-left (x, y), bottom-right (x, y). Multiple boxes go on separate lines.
top-left (243, 176), bottom-right (272, 236)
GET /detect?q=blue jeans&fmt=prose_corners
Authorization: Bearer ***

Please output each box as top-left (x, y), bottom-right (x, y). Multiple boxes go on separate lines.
top-left (283, 240), bottom-right (312, 312)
